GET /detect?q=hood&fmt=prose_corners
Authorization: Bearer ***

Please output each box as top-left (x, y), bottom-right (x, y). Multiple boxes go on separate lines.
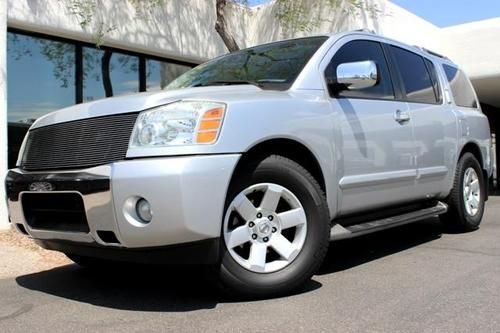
top-left (31, 85), bottom-right (272, 129)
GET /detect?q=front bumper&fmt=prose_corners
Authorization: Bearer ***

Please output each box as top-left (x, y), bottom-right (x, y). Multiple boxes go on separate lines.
top-left (6, 154), bottom-right (240, 252)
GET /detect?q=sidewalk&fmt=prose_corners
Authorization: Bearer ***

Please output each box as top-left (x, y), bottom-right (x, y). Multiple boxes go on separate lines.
top-left (0, 227), bottom-right (70, 279)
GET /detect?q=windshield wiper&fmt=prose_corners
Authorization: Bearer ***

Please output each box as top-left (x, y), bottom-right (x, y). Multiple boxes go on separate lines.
top-left (192, 80), bottom-right (263, 88)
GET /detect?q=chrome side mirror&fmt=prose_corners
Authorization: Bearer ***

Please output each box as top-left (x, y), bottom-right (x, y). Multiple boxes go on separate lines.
top-left (336, 60), bottom-right (378, 90)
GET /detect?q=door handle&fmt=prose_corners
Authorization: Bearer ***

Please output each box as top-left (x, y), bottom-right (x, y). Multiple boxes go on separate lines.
top-left (394, 110), bottom-right (410, 123)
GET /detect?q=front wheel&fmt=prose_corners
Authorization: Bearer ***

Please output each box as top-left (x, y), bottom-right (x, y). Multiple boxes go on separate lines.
top-left (218, 155), bottom-right (330, 298)
top-left (441, 152), bottom-right (486, 231)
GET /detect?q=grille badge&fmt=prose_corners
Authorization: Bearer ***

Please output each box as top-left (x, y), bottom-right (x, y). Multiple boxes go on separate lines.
top-left (29, 182), bottom-right (54, 192)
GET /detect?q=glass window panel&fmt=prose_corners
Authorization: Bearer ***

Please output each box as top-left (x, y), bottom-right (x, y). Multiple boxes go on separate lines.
top-left (7, 32), bottom-right (75, 124)
top-left (390, 46), bottom-right (437, 104)
top-left (443, 64), bottom-right (478, 108)
top-left (146, 59), bottom-right (191, 92)
top-left (83, 48), bottom-right (139, 101)
top-left (167, 37), bottom-right (327, 91)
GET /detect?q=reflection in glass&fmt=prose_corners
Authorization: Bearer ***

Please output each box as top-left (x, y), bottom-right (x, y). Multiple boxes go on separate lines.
top-left (83, 48), bottom-right (139, 101)
top-left (146, 60), bottom-right (191, 92)
top-left (7, 32), bottom-right (75, 124)
top-left (167, 37), bottom-right (328, 91)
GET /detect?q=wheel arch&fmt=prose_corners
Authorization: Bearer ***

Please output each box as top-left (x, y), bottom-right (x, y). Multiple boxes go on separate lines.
top-left (460, 141), bottom-right (484, 169)
top-left (229, 138), bottom-right (329, 208)
top-left (459, 141), bottom-right (489, 200)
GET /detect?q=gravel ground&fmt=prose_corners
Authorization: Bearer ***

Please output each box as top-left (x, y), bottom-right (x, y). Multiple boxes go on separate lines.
top-left (0, 228), bottom-right (69, 279)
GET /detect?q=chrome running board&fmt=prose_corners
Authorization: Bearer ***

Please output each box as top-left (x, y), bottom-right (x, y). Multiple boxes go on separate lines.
top-left (330, 201), bottom-right (448, 241)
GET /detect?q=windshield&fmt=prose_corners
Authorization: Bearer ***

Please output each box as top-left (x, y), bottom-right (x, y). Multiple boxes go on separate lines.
top-left (166, 36), bottom-right (329, 91)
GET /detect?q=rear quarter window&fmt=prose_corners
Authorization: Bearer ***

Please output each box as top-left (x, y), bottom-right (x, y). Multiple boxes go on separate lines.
top-left (443, 64), bottom-right (478, 108)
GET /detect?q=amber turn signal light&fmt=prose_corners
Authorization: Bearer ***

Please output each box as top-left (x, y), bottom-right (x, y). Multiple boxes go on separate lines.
top-left (196, 107), bottom-right (225, 144)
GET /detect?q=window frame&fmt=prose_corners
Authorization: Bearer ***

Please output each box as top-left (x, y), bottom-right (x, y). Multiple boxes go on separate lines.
top-left (7, 28), bottom-right (198, 104)
top-left (323, 39), bottom-right (403, 102)
top-left (386, 44), bottom-right (443, 106)
top-left (424, 58), bottom-right (443, 104)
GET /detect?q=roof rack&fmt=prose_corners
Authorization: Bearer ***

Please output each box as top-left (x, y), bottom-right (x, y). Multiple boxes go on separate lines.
top-left (414, 46), bottom-right (449, 60)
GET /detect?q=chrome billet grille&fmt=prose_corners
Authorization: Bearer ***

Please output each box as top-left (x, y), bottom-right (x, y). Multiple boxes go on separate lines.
top-left (20, 113), bottom-right (139, 171)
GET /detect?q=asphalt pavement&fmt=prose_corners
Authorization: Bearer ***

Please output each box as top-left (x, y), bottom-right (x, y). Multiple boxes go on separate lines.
top-left (1, 198), bottom-right (500, 332)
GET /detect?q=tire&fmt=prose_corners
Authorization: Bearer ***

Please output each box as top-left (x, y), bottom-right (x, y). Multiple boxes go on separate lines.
top-left (218, 155), bottom-right (330, 298)
top-left (441, 152), bottom-right (485, 232)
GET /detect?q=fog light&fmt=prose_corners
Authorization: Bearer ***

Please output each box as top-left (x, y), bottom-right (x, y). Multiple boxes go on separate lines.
top-left (136, 198), bottom-right (153, 223)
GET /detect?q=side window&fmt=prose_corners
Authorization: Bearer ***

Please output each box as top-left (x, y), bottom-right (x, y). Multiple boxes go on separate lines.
top-left (325, 40), bottom-right (395, 100)
top-left (424, 59), bottom-right (442, 103)
top-left (390, 46), bottom-right (438, 104)
top-left (443, 65), bottom-right (478, 108)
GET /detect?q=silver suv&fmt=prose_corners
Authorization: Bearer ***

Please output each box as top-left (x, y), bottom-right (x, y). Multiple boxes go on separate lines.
top-left (6, 31), bottom-right (492, 297)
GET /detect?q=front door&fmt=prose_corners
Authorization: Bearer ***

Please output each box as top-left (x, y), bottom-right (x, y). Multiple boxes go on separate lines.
top-left (324, 38), bottom-right (417, 215)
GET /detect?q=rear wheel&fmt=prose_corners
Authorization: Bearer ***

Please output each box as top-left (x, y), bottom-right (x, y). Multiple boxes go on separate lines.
top-left (441, 152), bottom-right (485, 231)
top-left (218, 155), bottom-right (330, 298)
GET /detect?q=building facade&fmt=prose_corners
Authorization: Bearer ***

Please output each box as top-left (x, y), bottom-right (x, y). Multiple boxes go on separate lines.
top-left (1, 0), bottom-right (500, 228)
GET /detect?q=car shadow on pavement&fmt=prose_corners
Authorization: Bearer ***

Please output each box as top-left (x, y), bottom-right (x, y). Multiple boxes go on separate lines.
top-left (15, 217), bottom-right (446, 311)
top-left (318, 217), bottom-right (445, 275)
top-left (14, 262), bottom-right (322, 311)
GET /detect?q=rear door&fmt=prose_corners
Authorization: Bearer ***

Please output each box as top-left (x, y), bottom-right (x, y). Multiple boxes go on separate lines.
top-left (323, 37), bottom-right (417, 215)
top-left (387, 45), bottom-right (457, 198)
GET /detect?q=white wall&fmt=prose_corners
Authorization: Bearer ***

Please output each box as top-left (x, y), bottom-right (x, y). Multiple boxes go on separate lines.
top-left (440, 18), bottom-right (500, 78)
top-left (7, 0), bottom-right (230, 63)
top-left (7, 0), bottom-right (443, 62)
top-left (0, 0), bottom-right (8, 229)
top-left (242, 0), bottom-right (441, 51)
top-left (440, 18), bottom-right (500, 107)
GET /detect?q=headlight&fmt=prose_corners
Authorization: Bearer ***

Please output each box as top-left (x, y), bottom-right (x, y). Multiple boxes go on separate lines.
top-left (129, 101), bottom-right (226, 148)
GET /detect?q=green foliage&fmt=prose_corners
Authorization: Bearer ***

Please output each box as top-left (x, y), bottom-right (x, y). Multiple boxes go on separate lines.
top-left (65, 0), bottom-right (96, 29)
top-left (33, 0), bottom-right (381, 91)
top-left (63, 0), bottom-right (166, 47)
top-left (64, 0), bottom-right (381, 48)
top-left (276, 0), bottom-right (381, 35)
top-left (128, 0), bottom-right (166, 21)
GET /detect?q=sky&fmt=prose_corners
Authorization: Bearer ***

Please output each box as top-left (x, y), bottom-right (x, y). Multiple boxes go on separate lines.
top-left (391, 0), bottom-right (500, 27)
top-left (248, 0), bottom-right (500, 27)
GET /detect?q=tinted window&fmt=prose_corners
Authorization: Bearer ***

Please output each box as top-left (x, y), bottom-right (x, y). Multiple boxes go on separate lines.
top-left (390, 46), bottom-right (437, 104)
top-left (7, 33), bottom-right (75, 124)
top-left (83, 48), bottom-right (139, 101)
top-left (325, 40), bottom-right (394, 100)
top-left (167, 36), bottom-right (328, 91)
top-left (443, 65), bottom-right (478, 108)
top-left (7, 33), bottom-right (76, 168)
top-left (424, 59), bottom-right (442, 103)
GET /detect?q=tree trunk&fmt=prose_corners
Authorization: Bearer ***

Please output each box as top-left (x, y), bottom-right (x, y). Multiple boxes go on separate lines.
top-left (215, 0), bottom-right (240, 52)
top-left (101, 50), bottom-right (113, 97)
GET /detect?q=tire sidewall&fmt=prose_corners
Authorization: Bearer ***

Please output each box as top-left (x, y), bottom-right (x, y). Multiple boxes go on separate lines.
top-left (219, 156), bottom-right (329, 295)
top-left (456, 153), bottom-right (485, 228)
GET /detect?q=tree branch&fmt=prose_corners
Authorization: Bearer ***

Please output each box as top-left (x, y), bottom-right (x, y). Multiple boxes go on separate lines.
top-left (215, 0), bottom-right (240, 52)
